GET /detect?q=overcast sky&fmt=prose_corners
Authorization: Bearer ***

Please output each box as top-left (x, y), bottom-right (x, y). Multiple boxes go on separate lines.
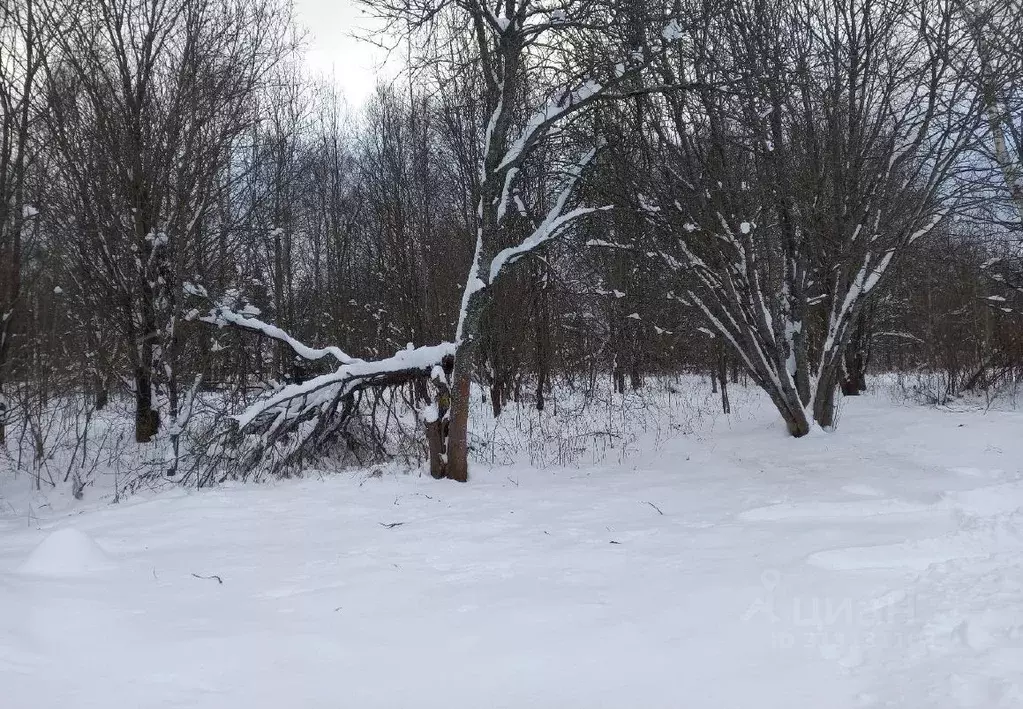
top-left (293, 0), bottom-right (393, 106)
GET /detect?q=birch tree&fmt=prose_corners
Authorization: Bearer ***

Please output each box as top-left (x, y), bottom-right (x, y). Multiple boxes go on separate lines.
top-left (957, 0), bottom-right (1023, 303)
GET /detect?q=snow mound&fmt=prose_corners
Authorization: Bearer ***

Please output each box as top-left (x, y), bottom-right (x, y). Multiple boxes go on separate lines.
top-left (17, 528), bottom-right (112, 577)
top-left (739, 498), bottom-right (933, 521)
top-left (943, 481), bottom-right (1023, 516)
top-left (807, 542), bottom-right (965, 571)
top-left (841, 484), bottom-right (884, 497)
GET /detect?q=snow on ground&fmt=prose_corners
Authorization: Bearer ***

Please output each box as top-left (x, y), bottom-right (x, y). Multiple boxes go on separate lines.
top-left (2, 389), bottom-right (1023, 708)
top-left (17, 528), bottom-right (112, 577)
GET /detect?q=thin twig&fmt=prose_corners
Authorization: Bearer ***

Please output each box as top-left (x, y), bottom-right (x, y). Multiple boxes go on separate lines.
top-left (643, 501), bottom-right (665, 515)
top-left (191, 573), bottom-right (223, 584)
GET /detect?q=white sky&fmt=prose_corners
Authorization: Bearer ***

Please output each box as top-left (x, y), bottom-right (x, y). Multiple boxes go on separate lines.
top-left (293, 0), bottom-right (395, 106)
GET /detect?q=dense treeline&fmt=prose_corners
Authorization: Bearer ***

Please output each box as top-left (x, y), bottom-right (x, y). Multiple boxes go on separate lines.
top-left (1, 0), bottom-right (1023, 486)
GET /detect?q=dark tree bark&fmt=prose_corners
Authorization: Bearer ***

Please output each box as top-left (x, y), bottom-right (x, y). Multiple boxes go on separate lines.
top-left (717, 341), bottom-right (731, 414)
top-left (841, 312), bottom-right (871, 396)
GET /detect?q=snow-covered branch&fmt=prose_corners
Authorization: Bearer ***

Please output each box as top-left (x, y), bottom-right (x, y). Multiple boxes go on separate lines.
top-left (235, 342), bottom-right (456, 430)
top-left (497, 80), bottom-right (605, 173)
top-left (489, 146), bottom-right (605, 282)
top-left (201, 300), bottom-right (356, 366)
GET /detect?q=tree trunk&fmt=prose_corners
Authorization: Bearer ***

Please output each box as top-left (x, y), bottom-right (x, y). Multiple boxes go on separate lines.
top-left (840, 314), bottom-right (870, 396)
top-left (446, 276), bottom-right (485, 484)
top-left (134, 366), bottom-right (159, 443)
top-left (135, 305), bottom-right (160, 442)
top-left (426, 419), bottom-right (446, 479)
top-left (445, 349), bottom-right (473, 483)
top-left (533, 263), bottom-right (550, 413)
top-left (813, 365), bottom-right (841, 430)
top-left (490, 380), bottom-right (503, 417)
top-left (840, 353), bottom-right (868, 396)
top-left (717, 342), bottom-right (730, 414)
top-left (777, 391), bottom-right (811, 436)
top-left (426, 356), bottom-right (451, 480)
top-left (629, 363), bottom-right (643, 390)
top-left (93, 374), bottom-right (109, 410)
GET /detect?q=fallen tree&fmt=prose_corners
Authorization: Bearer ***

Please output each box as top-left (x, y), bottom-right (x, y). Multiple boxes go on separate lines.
top-left (198, 295), bottom-right (455, 478)
top-left (194, 0), bottom-right (692, 482)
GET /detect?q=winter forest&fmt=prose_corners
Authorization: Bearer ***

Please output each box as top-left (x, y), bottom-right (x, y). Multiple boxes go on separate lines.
top-left (3, 0), bottom-right (1023, 706)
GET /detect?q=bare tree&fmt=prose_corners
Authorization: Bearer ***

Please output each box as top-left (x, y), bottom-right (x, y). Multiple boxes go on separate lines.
top-left (642, 0), bottom-right (985, 435)
top-left (205, 0), bottom-right (690, 481)
top-left (0, 0), bottom-right (57, 443)
top-left (44, 0), bottom-right (292, 448)
top-left (369, 0), bottom-right (685, 479)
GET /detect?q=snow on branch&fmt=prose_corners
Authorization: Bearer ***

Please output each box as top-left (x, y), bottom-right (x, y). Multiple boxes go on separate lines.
top-left (234, 341), bottom-right (456, 431)
top-left (489, 146), bottom-right (606, 282)
top-left (196, 294), bottom-right (455, 433)
top-left (497, 80), bottom-right (604, 172)
top-left (873, 331), bottom-right (926, 343)
top-left (201, 298), bottom-right (356, 366)
top-left (586, 239), bottom-right (635, 250)
top-left (193, 289), bottom-right (457, 476)
top-left (906, 209), bottom-right (948, 245)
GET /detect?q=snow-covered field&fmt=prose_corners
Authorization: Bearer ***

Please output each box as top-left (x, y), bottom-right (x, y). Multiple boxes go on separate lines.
top-left (2, 388), bottom-right (1022, 708)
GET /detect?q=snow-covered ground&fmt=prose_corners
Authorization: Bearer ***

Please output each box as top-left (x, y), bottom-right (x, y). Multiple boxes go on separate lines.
top-left (2, 389), bottom-right (1022, 708)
